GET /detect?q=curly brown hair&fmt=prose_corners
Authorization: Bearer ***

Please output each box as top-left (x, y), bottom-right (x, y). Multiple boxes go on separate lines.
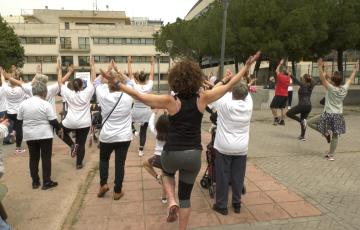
top-left (168, 59), bottom-right (203, 98)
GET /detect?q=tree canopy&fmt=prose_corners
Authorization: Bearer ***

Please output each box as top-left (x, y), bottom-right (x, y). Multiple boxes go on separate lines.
top-left (0, 15), bottom-right (24, 70)
top-left (153, 0), bottom-right (360, 73)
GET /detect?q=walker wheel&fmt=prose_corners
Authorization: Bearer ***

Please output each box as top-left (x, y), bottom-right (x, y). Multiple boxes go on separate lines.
top-left (200, 178), bottom-right (210, 189)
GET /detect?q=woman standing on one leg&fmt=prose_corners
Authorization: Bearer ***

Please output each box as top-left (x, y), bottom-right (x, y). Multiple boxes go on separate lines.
top-left (286, 74), bottom-right (319, 141)
top-left (127, 56), bottom-right (154, 156)
top-left (57, 59), bottom-right (95, 169)
top-left (113, 52), bottom-right (260, 230)
top-left (142, 110), bottom-right (169, 204)
top-left (308, 59), bottom-right (359, 161)
top-left (17, 81), bottom-right (61, 190)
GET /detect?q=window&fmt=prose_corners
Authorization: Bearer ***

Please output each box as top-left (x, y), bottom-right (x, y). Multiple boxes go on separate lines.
top-left (145, 38), bottom-right (154, 45)
top-left (78, 56), bottom-right (90, 66)
top-left (19, 37), bottom-right (56, 44)
top-left (61, 56), bottom-right (73, 66)
top-left (19, 37), bottom-right (26, 44)
top-left (25, 56), bottom-right (57, 63)
top-left (65, 22), bottom-right (70, 30)
top-left (91, 37), bottom-right (154, 45)
top-left (60, 37), bottom-right (72, 49)
top-left (131, 38), bottom-right (141, 44)
top-left (99, 38), bottom-right (108, 44)
top-left (27, 37), bottom-right (41, 44)
top-left (160, 56), bottom-right (170, 63)
top-left (78, 37), bottom-right (90, 49)
top-left (114, 56), bottom-right (126, 63)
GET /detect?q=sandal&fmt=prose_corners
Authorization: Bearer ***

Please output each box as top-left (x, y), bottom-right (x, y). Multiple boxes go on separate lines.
top-left (167, 204), bottom-right (179, 223)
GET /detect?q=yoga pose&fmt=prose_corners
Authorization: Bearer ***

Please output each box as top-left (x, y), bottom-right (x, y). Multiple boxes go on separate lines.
top-left (286, 74), bottom-right (319, 140)
top-left (109, 51), bottom-right (260, 230)
top-left (308, 59), bottom-right (359, 160)
top-left (127, 56), bottom-right (155, 156)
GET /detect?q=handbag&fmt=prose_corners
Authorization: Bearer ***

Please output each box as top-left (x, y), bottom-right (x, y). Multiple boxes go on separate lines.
top-left (101, 93), bottom-right (123, 128)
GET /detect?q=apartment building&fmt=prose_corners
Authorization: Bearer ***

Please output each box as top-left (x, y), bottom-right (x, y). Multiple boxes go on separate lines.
top-left (6, 9), bottom-right (169, 85)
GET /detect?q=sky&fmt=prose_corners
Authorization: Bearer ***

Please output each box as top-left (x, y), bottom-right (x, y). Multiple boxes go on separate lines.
top-left (0, 0), bottom-right (199, 23)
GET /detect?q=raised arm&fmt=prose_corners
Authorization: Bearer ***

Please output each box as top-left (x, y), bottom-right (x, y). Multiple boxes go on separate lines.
top-left (127, 56), bottom-right (134, 80)
top-left (90, 56), bottom-right (96, 82)
top-left (149, 56), bottom-right (155, 81)
top-left (290, 74), bottom-right (302, 86)
top-left (62, 66), bottom-right (74, 83)
top-left (3, 73), bottom-right (22, 87)
top-left (200, 51), bottom-right (261, 107)
top-left (57, 57), bottom-right (63, 87)
top-left (317, 58), bottom-right (330, 89)
top-left (276, 59), bottom-right (284, 75)
top-left (345, 61), bottom-right (359, 87)
top-left (112, 60), bottom-right (130, 82)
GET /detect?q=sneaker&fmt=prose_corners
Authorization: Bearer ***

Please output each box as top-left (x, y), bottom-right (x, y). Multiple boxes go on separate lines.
top-left (232, 203), bottom-right (241, 214)
top-left (278, 120), bottom-right (285, 126)
top-left (138, 150), bottom-right (144, 157)
top-left (273, 117), bottom-right (279, 126)
top-left (71, 144), bottom-right (79, 158)
top-left (76, 164), bottom-right (83, 170)
top-left (32, 181), bottom-right (41, 189)
top-left (97, 184), bottom-right (109, 198)
top-left (42, 181), bottom-right (58, 190)
top-left (134, 131), bottom-right (139, 137)
top-left (15, 147), bottom-right (26, 154)
top-left (113, 191), bottom-right (125, 200)
top-left (327, 155), bottom-right (335, 161)
top-left (212, 204), bottom-right (228, 215)
top-left (167, 204), bottom-right (179, 222)
top-left (161, 197), bottom-right (168, 204)
top-left (298, 136), bottom-right (306, 141)
top-left (156, 174), bottom-right (163, 185)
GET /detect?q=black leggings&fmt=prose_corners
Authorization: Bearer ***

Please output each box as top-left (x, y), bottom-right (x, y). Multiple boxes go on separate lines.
top-left (287, 91), bottom-right (293, 106)
top-left (99, 141), bottom-right (131, 193)
top-left (61, 125), bottom-right (90, 166)
top-left (6, 113), bottom-right (23, 147)
top-left (26, 138), bottom-right (53, 184)
top-left (139, 122), bottom-right (148, 151)
top-left (286, 104), bottom-right (312, 137)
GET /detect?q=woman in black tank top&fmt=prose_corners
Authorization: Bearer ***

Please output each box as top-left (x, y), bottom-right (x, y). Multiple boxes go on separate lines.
top-left (106, 51), bottom-right (261, 230)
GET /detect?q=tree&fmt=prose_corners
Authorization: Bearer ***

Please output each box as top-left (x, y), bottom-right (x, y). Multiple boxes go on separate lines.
top-left (0, 15), bottom-right (24, 70)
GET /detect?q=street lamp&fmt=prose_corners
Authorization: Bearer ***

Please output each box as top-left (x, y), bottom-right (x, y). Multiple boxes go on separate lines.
top-left (155, 53), bottom-right (161, 94)
top-left (166, 40), bottom-right (173, 71)
top-left (220, 0), bottom-right (230, 79)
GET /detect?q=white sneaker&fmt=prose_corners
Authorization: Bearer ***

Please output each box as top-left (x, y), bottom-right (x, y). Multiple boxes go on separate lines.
top-left (134, 131), bottom-right (139, 137)
top-left (161, 197), bottom-right (168, 204)
top-left (288, 106), bottom-right (291, 109)
top-left (138, 150), bottom-right (144, 157)
top-left (15, 147), bottom-right (26, 155)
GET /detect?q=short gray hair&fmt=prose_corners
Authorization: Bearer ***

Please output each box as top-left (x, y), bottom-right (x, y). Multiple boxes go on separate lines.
top-left (232, 83), bottom-right (248, 100)
top-left (33, 74), bottom-right (49, 85)
top-left (32, 81), bottom-right (47, 98)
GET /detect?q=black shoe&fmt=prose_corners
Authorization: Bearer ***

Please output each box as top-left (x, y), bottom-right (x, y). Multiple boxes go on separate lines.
top-left (76, 164), bottom-right (83, 170)
top-left (212, 204), bottom-right (228, 215)
top-left (273, 117), bottom-right (279, 125)
top-left (32, 181), bottom-right (40, 189)
top-left (278, 120), bottom-right (285, 125)
top-left (42, 181), bottom-right (58, 190)
top-left (232, 203), bottom-right (241, 214)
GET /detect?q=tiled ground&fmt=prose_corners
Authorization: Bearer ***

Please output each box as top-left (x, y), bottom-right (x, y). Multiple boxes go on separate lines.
top-left (73, 133), bottom-right (321, 230)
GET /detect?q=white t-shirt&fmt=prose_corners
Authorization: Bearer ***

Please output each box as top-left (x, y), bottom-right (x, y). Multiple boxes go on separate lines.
top-left (17, 96), bottom-right (57, 141)
top-left (23, 82), bottom-right (59, 113)
top-left (213, 93), bottom-right (253, 155)
top-left (3, 82), bottom-right (31, 114)
top-left (149, 112), bottom-right (165, 156)
top-left (61, 83), bottom-right (94, 129)
top-left (96, 85), bottom-right (133, 143)
top-left (324, 83), bottom-right (349, 114)
top-left (0, 86), bottom-right (7, 112)
top-left (132, 79), bottom-right (153, 108)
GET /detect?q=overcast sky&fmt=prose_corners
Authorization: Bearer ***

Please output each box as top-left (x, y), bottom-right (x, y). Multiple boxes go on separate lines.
top-left (0, 0), bottom-right (198, 23)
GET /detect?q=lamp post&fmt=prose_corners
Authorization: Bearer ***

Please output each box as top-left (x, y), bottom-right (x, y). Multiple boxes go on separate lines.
top-left (155, 53), bottom-right (161, 94)
top-left (220, 0), bottom-right (230, 79)
top-left (166, 40), bottom-right (173, 71)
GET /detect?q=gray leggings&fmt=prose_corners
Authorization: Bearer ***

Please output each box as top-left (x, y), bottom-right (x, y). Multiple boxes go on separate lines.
top-left (161, 150), bottom-right (202, 208)
top-left (308, 114), bottom-right (339, 155)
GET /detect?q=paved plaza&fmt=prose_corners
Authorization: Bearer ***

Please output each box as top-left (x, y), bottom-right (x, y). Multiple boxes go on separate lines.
top-left (1, 107), bottom-right (360, 230)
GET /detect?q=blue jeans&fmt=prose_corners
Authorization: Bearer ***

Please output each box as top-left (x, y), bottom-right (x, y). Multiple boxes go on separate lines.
top-left (0, 216), bottom-right (10, 230)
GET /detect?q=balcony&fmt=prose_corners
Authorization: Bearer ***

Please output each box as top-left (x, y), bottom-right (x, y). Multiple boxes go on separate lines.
top-left (59, 44), bottom-right (90, 52)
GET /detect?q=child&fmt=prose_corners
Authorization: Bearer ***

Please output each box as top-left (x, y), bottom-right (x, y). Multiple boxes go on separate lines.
top-left (143, 110), bottom-right (169, 204)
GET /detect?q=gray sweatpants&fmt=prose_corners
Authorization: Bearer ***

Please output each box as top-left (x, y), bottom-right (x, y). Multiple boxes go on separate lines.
top-left (215, 150), bottom-right (247, 209)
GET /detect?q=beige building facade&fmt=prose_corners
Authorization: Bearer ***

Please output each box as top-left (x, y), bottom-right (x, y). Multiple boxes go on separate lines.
top-left (6, 9), bottom-right (169, 83)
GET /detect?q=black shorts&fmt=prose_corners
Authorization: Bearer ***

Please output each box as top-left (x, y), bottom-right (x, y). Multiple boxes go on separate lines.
top-left (148, 155), bottom-right (163, 169)
top-left (270, 95), bottom-right (288, 109)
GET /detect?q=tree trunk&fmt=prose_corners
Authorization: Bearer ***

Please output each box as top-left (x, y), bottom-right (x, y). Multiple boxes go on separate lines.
top-left (234, 57), bottom-right (239, 73)
top-left (337, 49), bottom-right (343, 78)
